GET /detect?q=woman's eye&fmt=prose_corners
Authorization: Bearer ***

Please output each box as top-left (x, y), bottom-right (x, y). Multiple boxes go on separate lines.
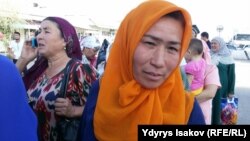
top-left (167, 47), bottom-right (179, 53)
top-left (169, 47), bottom-right (178, 51)
top-left (144, 41), bottom-right (156, 46)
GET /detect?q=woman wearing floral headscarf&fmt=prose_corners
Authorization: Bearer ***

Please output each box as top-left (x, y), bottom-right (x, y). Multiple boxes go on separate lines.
top-left (16, 17), bottom-right (97, 141)
top-left (210, 36), bottom-right (235, 125)
top-left (79, 1), bottom-right (205, 141)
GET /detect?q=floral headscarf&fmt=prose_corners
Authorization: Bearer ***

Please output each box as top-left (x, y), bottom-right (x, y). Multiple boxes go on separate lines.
top-left (94, 0), bottom-right (194, 140)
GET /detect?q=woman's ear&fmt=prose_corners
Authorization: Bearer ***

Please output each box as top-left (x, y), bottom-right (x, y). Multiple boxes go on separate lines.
top-left (62, 42), bottom-right (66, 47)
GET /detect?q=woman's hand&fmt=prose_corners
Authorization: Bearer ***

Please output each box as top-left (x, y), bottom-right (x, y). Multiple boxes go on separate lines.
top-left (16, 41), bottom-right (38, 73)
top-left (19, 40), bottom-right (38, 63)
top-left (55, 98), bottom-right (74, 118)
top-left (228, 93), bottom-right (234, 99)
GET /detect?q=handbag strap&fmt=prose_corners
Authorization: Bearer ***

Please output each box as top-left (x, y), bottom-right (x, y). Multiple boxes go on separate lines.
top-left (59, 59), bottom-right (74, 98)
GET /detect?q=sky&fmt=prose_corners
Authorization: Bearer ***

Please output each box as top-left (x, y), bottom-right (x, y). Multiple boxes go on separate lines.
top-left (3, 0), bottom-right (250, 41)
top-left (168, 0), bottom-right (250, 41)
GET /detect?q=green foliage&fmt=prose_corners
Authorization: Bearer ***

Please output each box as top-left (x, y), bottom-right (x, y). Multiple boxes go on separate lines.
top-left (1, 16), bottom-right (16, 39)
top-left (0, 15), bottom-right (25, 46)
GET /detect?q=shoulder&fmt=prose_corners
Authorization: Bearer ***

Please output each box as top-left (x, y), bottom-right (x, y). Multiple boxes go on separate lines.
top-left (185, 61), bottom-right (194, 70)
top-left (205, 64), bottom-right (218, 75)
top-left (0, 55), bottom-right (38, 141)
top-left (204, 64), bottom-right (221, 86)
top-left (0, 55), bottom-right (19, 76)
top-left (72, 59), bottom-right (96, 75)
top-left (70, 59), bottom-right (97, 84)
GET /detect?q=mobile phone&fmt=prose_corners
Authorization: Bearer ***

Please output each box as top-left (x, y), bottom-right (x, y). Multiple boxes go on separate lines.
top-left (31, 37), bottom-right (38, 48)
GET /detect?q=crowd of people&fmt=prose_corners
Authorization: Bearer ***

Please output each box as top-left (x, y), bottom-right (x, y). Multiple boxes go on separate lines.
top-left (1, 0), bottom-right (236, 141)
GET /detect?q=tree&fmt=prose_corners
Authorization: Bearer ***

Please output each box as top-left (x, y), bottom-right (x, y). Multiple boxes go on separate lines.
top-left (0, 16), bottom-right (25, 46)
top-left (0, 0), bottom-right (24, 42)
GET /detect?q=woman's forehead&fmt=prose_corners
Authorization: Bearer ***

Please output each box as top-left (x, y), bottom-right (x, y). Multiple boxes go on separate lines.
top-left (40, 20), bottom-right (58, 29)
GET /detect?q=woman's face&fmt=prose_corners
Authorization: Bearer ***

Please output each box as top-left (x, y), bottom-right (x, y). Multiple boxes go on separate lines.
top-left (211, 40), bottom-right (220, 52)
top-left (133, 16), bottom-right (183, 89)
top-left (36, 20), bottom-right (66, 57)
top-left (82, 47), bottom-right (99, 59)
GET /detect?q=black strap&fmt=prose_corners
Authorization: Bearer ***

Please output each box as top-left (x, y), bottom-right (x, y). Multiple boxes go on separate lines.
top-left (59, 59), bottom-right (74, 98)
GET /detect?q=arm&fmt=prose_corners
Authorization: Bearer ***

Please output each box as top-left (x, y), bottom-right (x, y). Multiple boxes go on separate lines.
top-left (196, 84), bottom-right (218, 103)
top-left (186, 74), bottom-right (193, 89)
top-left (196, 64), bottom-right (220, 103)
top-left (16, 57), bottom-right (31, 73)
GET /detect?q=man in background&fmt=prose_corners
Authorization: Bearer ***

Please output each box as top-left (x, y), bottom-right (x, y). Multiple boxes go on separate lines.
top-left (201, 31), bottom-right (211, 49)
top-left (192, 25), bottom-right (200, 38)
top-left (9, 31), bottom-right (24, 63)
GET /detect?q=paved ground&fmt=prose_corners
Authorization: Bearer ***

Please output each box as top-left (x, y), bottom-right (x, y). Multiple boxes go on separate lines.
top-left (231, 49), bottom-right (250, 124)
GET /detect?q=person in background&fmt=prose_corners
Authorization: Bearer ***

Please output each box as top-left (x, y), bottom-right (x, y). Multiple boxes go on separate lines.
top-left (210, 36), bottom-right (235, 125)
top-left (196, 63), bottom-right (221, 124)
top-left (185, 24), bottom-right (200, 68)
top-left (96, 38), bottom-right (110, 76)
top-left (184, 38), bottom-right (206, 96)
top-left (79, 1), bottom-right (205, 141)
top-left (191, 25), bottom-right (211, 64)
top-left (192, 25), bottom-right (200, 38)
top-left (201, 31), bottom-right (211, 49)
top-left (80, 36), bottom-right (100, 68)
top-left (189, 25), bottom-right (220, 125)
top-left (9, 31), bottom-right (24, 63)
top-left (184, 38), bottom-right (220, 124)
top-left (0, 55), bottom-right (38, 141)
top-left (16, 17), bottom-right (97, 141)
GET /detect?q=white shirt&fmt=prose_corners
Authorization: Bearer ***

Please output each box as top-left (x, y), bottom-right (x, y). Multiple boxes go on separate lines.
top-left (9, 40), bottom-right (24, 59)
top-left (0, 41), bottom-right (7, 56)
top-left (0, 41), bottom-right (5, 52)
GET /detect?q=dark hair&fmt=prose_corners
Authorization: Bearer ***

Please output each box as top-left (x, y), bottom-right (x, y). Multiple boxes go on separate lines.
top-left (189, 38), bottom-right (203, 55)
top-left (165, 11), bottom-right (185, 27)
top-left (34, 30), bottom-right (40, 37)
top-left (14, 31), bottom-right (20, 36)
top-left (201, 32), bottom-right (209, 39)
top-left (192, 25), bottom-right (200, 34)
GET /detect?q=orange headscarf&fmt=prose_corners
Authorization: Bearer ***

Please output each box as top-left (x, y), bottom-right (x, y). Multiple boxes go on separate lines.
top-left (94, 0), bottom-right (193, 140)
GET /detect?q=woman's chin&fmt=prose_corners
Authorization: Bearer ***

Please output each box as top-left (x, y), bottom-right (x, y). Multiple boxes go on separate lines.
top-left (140, 81), bottom-right (162, 89)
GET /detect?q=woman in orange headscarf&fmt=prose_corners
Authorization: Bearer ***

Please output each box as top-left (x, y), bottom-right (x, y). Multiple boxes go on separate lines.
top-left (79, 0), bottom-right (205, 141)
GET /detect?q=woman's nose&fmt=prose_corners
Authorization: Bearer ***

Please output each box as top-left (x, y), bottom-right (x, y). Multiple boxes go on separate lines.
top-left (150, 46), bottom-right (165, 68)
